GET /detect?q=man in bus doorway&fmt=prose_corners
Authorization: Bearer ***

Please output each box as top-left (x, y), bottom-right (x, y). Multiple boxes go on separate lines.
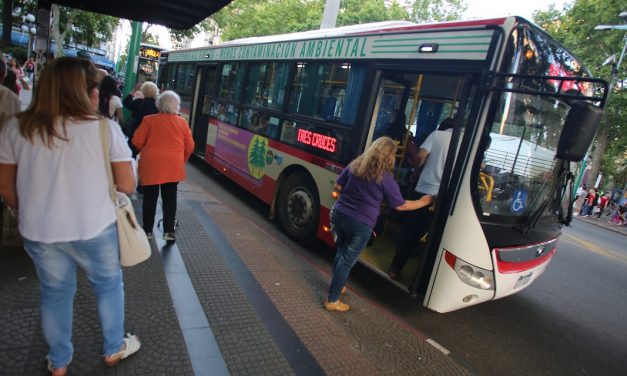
top-left (387, 118), bottom-right (455, 280)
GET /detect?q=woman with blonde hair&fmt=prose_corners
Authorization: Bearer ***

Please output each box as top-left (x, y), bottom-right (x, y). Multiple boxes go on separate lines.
top-left (324, 136), bottom-right (432, 312)
top-left (132, 90), bottom-right (194, 241)
top-left (0, 57), bottom-right (140, 375)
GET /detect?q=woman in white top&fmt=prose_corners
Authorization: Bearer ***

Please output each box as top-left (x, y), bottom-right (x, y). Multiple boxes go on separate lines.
top-left (98, 75), bottom-right (124, 124)
top-left (0, 57), bottom-right (140, 376)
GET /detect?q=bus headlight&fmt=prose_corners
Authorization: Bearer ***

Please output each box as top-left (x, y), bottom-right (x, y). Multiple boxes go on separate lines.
top-left (445, 250), bottom-right (494, 290)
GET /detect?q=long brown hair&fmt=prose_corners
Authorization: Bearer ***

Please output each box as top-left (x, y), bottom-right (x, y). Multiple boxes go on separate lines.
top-left (349, 136), bottom-right (397, 183)
top-left (17, 57), bottom-right (101, 147)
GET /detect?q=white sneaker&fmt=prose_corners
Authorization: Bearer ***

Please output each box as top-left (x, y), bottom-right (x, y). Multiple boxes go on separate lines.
top-left (103, 333), bottom-right (141, 366)
top-left (163, 232), bottom-right (176, 241)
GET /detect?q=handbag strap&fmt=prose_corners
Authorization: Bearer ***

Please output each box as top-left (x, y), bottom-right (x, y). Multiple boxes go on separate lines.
top-left (98, 118), bottom-right (117, 203)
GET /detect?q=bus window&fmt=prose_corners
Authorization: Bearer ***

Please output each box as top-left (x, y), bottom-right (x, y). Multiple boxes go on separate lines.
top-left (281, 120), bottom-right (297, 144)
top-left (288, 62), bottom-right (366, 126)
top-left (210, 100), bottom-right (239, 125)
top-left (240, 108), bottom-right (259, 131)
top-left (245, 62), bottom-right (290, 110)
top-left (478, 92), bottom-right (567, 217)
top-left (219, 62), bottom-right (247, 102)
top-left (175, 63), bottom-right (195, 96)
top-left (240, 108), bottom-right (282, 139)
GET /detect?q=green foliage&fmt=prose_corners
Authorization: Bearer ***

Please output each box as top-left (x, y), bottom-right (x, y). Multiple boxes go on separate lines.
top-left (534, 0), bottom-right (626, 188)
top-left (336, 0), bottom-right (410, 27)
top-left (68, 10), bottom-right (118, 46)
top-left (211, 0), bottom-right (324, 42)
top-left (209, 0), bottom-right (415, 42)
top-left (2, 45), bottom-right (27, 63)
top-left (142, 32), bottom-right (159, 45)
top-left (409, 0), bottom-right (467, 23)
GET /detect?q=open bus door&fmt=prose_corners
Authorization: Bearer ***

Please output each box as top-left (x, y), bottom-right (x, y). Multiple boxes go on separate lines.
top-left (401, 74), bottom-right (489, 312)
top-left (191, 65), bottom-right (218, 156)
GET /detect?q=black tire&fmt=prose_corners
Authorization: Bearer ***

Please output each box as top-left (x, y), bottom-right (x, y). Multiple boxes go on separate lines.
top-left (277, 172), bottom-right (320, 242)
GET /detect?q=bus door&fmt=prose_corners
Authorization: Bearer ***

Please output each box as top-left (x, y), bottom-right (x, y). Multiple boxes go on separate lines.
top-left (360, 71), bottom-right (471, 286)
top-left (191, 65), bottom-right (218, 156)
top-left (409, 74), bottom-right (491, 313)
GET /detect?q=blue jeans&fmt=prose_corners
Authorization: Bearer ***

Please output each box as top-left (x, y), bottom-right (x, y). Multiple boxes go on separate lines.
top-left (23, 223), bottom-right (125, 368)
top-left (327, 210), bottom-right (373, 302)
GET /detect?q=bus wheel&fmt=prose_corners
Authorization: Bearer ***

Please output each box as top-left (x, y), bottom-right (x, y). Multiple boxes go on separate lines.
top-left (278, 172), bottom-right (320, 242)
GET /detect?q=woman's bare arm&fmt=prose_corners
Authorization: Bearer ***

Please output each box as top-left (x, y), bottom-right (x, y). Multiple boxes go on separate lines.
top-left (394, 194), bottom-right (433, 212)
top-left (0, 164), bottom-right (17, 208)
top-left (111, 161), bottom-right (136, 194)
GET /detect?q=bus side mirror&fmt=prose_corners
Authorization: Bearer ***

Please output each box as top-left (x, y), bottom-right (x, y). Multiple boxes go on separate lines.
top-left (555, 101), bottom-right (604, 162)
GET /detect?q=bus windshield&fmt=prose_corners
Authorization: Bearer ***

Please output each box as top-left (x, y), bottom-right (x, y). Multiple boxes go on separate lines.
top-left (477, 22), bottom-right (593, 218)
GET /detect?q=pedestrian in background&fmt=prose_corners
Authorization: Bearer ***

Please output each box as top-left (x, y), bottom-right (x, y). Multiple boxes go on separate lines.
top-left (132, 90), bottom-right (194, 241)
top-left (0, 57), bottom-right (140, 376)
top-left (0, 59), bottom-right (21, 119)
top-left (23, 57), bottom-right (36, 81)
top-left (8, 58), bottom-right (24, 80)
top-left (324, 136), bottom-right (433, 312)
top-left (99, 75), bottom-right (124, 125)
top-left (3, 69), bottom-right (21, 95)
top-left (123, 81), bottom-right (159, 157)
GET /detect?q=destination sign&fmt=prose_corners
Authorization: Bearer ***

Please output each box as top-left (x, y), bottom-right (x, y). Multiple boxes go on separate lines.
top-left (297, 129), bottom-right (336, 153)
top-left (140, 46), bottom-right (161, 59)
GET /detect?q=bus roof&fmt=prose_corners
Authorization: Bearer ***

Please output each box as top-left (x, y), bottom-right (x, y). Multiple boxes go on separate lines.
top-left (165, 17), bottom-right (513, 53)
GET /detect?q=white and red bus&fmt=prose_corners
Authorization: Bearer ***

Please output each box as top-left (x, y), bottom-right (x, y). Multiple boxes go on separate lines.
top-left (158, 17), bottom-right (606, 312)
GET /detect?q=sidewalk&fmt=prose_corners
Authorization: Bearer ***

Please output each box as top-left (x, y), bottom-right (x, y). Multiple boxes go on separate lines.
top-left (573, 212), bottom-right (627, 236)
top-left (0, 179), bottom-right (473, 375)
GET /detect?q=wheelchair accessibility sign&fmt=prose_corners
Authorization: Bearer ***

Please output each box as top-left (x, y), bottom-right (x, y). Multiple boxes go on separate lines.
top-left (511, 190), bottom-right (527, 213)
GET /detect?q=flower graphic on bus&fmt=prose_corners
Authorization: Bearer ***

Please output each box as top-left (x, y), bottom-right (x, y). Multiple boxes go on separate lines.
top-left (248, 135), bottom-right (269, 179)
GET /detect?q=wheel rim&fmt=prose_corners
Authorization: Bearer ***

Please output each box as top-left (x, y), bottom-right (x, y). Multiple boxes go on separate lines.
top-left (286, 187), bottom-right (314, 229)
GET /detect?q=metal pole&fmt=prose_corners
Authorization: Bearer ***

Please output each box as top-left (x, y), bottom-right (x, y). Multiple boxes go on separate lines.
top-left (122, 21), bottom-right (142, 121)
top-left (320, 0), bottom-right (340, 29)
top-left (123, 21), bottom-right (142, 99)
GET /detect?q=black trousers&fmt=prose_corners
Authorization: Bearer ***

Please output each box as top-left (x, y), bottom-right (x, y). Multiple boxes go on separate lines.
top-left (142, 182), bottom-right (178, 233)
top-left (389, 191), bottom-right (434, 274)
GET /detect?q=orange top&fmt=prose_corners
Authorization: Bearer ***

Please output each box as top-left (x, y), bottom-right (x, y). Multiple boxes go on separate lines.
top-left (132, 113), bottom-right (194, 186)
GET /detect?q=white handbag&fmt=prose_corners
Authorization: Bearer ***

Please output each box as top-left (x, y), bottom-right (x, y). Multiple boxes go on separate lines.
top-left (99, 119), bottom-right (151, 267)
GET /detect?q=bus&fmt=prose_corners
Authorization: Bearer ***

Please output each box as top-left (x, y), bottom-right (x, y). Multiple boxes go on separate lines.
top-left (158, 18), bottom-right (607, 313)
top-left (137, 43), bottom-right (164, 84)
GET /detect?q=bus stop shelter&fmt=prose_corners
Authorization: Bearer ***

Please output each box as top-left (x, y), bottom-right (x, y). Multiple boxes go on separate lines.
top-left (37, 0), bottom-right (233, 30)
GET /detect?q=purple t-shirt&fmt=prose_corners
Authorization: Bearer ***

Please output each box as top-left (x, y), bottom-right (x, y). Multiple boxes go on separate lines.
top-left (334, 167), bottom-right (405, 227)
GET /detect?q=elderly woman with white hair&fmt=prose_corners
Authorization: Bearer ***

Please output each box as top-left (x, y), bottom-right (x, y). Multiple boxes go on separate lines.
top-left (132, 91), bottom-right (194, 241)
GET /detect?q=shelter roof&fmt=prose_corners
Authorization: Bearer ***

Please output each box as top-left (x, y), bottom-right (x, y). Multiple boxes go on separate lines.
top-left (38, 0), bottom-right (232, 30)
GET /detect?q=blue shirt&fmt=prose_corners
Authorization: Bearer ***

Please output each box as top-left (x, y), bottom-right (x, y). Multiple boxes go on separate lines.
top-left (334, 168), bottom-right (405, 228)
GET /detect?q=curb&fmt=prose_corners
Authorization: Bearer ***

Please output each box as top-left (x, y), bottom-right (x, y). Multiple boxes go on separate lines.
top-left (573, 216), bottom-right (627, 236)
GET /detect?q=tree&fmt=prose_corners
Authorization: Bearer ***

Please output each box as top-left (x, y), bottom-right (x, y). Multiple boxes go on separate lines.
top-left (142, 32), bottom-right (159, 45)
top-left (336, 0), bottom-right (410, 26)
top-left (49, 4), bottom-right (119, 57)
top-left (534, 0), bottom-right (626, 189)
top-left (209, 0), bottom-right (324, 42)
top-left (409, 0), bottom-right (467, 23)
